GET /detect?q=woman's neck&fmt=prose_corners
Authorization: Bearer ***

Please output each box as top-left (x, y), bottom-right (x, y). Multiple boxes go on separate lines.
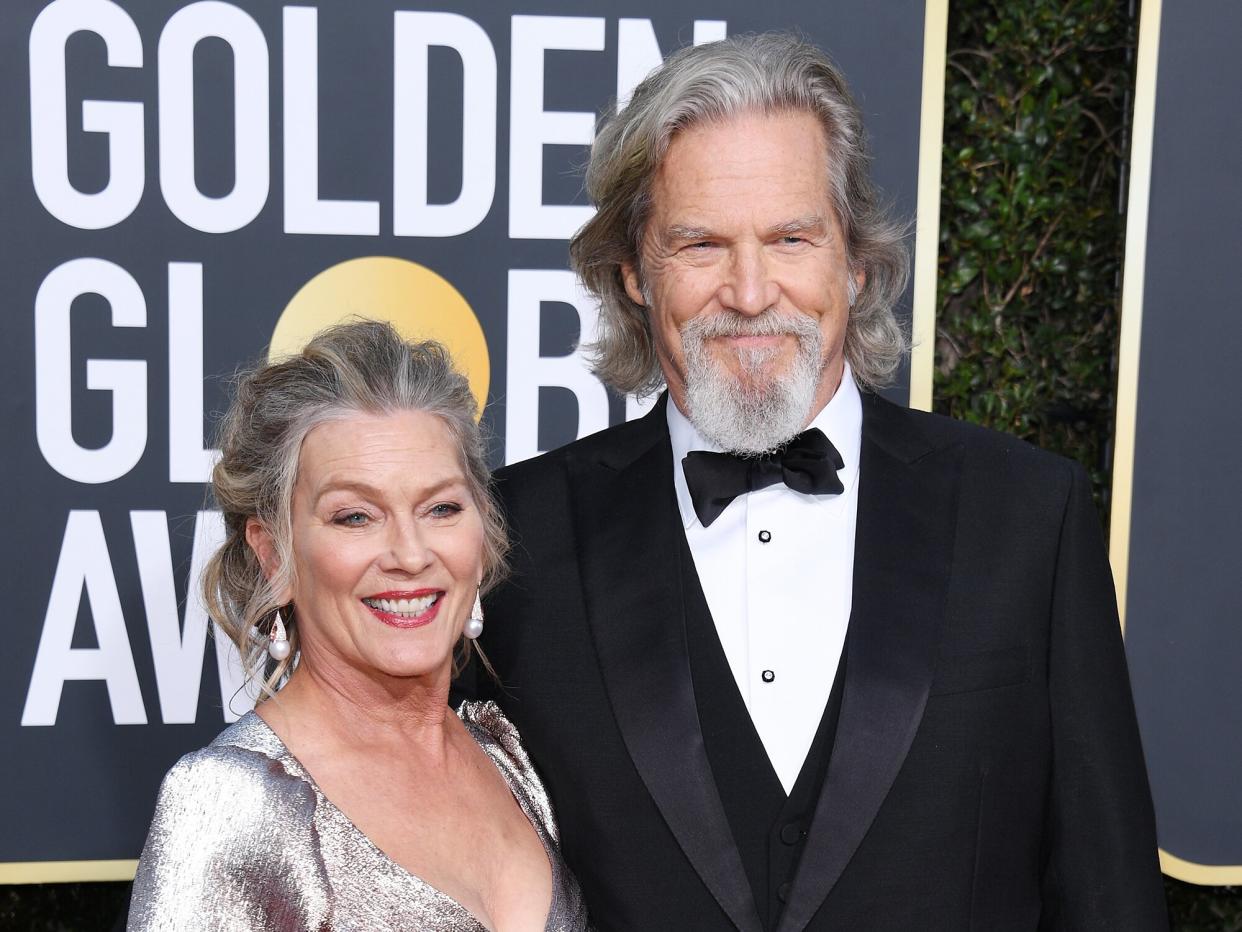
top-left (256, 658), bottom-right (459, 762)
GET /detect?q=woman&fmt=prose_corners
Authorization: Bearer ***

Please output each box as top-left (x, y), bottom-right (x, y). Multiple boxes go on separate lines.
top-left (128, 321), bottom-right (589, 931)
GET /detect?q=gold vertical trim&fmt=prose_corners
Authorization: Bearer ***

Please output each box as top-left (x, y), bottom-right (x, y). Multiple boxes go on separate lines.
top-left (908, 0), bottom-right (949, 412)
top-left (1109, 0), bottom-right (1162, 630)
top-left (0, 859), bottom-right (138, 884)
top-left (1109, 0), bottom-right (1242, 886)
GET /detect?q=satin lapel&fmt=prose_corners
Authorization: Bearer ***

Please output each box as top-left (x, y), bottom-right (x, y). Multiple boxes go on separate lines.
top-left (777, 396), bottom-right (962, 932)
top-left (567, 406), bottom-right (763, 932)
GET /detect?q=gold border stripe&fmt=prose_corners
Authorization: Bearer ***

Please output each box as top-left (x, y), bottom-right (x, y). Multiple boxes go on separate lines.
top-left (908, 0), bottom-right (949, 412)
top-left (0, 859), bottom-right (138, 884)
top-left (1160, 850), bottom-right (1242, 886)
top-left (1108, 0), bottom-right (1161, 629)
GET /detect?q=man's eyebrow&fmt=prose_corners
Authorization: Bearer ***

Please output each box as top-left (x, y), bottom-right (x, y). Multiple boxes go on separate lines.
top-left (662, 223), bottom-right (715, 242)
top-left (659, 218), bottom-right (829, 242)
top-left (770, 216), bottom-right (828, 237)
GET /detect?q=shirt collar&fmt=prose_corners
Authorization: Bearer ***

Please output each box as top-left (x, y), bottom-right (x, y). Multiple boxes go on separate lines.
top-left (668, 362), bottom-right (864, 529)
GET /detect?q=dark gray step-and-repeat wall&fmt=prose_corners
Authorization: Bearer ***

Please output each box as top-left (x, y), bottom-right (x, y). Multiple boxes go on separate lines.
top-left (1, 0), bottom-right (939, 879)
top-left (1112, 0), bottom-right (1242, 887)
top-left (5, 0), bottom-right (1238, 893)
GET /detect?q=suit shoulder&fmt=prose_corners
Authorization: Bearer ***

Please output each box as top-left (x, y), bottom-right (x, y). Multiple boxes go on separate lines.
top-left (868, 394), bottom-right (1082, 488)
top-left (494, 415), bottom-right (658, 493)
top-left (493, 441), bottom-right (573, 489)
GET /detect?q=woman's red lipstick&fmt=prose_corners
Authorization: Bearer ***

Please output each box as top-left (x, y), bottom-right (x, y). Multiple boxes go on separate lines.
top-left (362, 589), bottom-right (442, 629)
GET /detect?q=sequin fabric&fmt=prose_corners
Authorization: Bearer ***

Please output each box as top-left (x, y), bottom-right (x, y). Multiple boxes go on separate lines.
top-left (128, 700), bottom-right (590, 931)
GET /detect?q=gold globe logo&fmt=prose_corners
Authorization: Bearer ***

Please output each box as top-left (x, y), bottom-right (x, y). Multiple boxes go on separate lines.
top-left (271, 257), bottom-right (490, 417)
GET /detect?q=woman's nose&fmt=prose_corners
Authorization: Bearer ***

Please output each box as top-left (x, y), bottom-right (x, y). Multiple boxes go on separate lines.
top-left (382, 519), bottom-right (433, 574)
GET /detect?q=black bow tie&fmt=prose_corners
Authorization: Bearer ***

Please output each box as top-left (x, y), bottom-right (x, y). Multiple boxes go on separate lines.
top-left (682, 428), bottom-right (845, 528)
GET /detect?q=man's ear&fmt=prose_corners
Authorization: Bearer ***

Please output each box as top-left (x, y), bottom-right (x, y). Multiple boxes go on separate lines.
top-left (245, 518), bottom-right (292, 603)
top-left (851, 268), bottom-right (866, 306)
top-left (622, 261), bottom-right (647, 307)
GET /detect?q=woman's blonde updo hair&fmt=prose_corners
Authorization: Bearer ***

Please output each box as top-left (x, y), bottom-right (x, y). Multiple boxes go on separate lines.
top-left (201, 319), bottom-right (507, 694)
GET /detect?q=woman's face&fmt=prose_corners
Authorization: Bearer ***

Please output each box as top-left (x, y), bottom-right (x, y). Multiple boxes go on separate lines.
top-left (270, 409), bottom-right (485, 686)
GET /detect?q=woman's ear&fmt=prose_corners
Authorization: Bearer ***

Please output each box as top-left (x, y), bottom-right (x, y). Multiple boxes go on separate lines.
top-left (245, 518), bottom-right (292, 603)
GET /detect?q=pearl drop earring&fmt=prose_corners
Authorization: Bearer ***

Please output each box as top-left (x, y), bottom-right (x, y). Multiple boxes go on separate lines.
top-left (267, 612), bottom-right (291, 662)
top-left (463, 589), bottom-right (484, 640)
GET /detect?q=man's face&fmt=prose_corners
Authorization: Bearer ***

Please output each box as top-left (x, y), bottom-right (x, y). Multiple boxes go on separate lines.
top-left (623, 110), bottom-right (862, 450)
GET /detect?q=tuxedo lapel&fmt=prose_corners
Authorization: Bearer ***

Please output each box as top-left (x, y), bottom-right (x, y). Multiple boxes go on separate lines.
top-left (777, 395), bottom-right (962, 932)
top-left (567, 401), bottom-right (763, 932)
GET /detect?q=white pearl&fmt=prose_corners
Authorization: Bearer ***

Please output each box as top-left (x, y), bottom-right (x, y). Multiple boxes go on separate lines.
top-left (268, 638), bottom-right (291, 662)
top-left (463, 616), bottom-right (484, 640)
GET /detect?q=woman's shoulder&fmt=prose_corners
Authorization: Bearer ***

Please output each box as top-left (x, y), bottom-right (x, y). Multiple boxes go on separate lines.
top-left (457, 699), bottom-right (549, 787)
top-left (456, 700), bottom-right (525, 760)
top-left (130, 713), bottom-right (330, 929)
top-left (457, 700), bottom-right (560, 843)
top-left (207, 708), bottom-right (290, 757)
top-left (166, 712), bottom-right (285, 775)
top-left (153, 712), bottom-right (317, 830)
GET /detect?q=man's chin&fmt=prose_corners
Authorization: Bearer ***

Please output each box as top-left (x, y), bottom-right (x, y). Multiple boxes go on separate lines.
top-left (712, 360), bottom-right (791, 395)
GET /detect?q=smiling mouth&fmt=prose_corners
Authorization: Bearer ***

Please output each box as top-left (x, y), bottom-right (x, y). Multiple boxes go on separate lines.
top-left (362, 592), bottom-right (441, 628)
top-left (719, 333), bottom-right (789, 346)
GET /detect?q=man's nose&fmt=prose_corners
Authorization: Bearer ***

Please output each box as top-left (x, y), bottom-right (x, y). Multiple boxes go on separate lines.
top-left (718, 245), bottom-right (778, 316)
top-left (382, 518), bottom-right (433, 574)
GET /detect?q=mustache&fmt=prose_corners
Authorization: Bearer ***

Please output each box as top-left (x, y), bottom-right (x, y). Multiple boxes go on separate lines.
top-left (680, 309), bottom-right (820, 341)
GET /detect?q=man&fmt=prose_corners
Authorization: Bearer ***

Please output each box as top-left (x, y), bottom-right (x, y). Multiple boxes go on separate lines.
top-left (479, 34), bottom-right (1167, 931)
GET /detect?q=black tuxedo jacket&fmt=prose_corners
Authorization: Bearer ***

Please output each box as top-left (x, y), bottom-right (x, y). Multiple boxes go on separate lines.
top-left (478, 393), bottom-right (1167, 931)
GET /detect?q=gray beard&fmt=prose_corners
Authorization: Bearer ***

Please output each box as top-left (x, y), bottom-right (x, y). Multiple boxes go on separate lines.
top-left (680, 310), bottom-right (825, 455)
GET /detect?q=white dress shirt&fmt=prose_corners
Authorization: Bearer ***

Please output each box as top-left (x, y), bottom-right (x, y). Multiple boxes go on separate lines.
top-left (668, 365), bottom-right (862, 793)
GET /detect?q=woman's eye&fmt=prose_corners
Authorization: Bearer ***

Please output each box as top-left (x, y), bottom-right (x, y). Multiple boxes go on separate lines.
top-left (428, 502), bottom-right (464, 518)
top-left (334, 511), bottom-right (370, 527)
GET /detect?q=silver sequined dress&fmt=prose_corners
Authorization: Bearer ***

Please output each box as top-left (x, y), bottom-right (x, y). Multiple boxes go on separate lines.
top-left (128, 700), bottom-right (590, 931)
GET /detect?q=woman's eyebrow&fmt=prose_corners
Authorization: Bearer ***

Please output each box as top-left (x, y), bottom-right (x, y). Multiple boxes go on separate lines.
top-left (312, 475), bottom-right (464, 506)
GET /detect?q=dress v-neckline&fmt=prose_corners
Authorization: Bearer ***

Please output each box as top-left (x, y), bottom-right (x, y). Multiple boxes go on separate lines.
top-left (234, 705), bottom-right (563, 932)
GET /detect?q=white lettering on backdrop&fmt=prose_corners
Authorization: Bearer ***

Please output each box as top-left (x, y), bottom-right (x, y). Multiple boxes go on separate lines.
top-left (22, 0), bottom-right (724, 725)
top-left (22, 510), bottom-right (250, 726)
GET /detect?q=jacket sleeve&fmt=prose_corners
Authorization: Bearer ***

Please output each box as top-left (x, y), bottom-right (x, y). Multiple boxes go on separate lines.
top-left (127, 747), bottom-right (329, 932)
top-left (1040, 462), bottom-right (1168, 930)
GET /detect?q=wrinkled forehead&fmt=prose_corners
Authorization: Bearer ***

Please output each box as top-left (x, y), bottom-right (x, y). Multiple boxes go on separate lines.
top-left (657, 107), bottom-right (836, 190)
top-left (291, 408), bottom-right (470, 496)
top-left (644, 111), bottom-right (840, 234)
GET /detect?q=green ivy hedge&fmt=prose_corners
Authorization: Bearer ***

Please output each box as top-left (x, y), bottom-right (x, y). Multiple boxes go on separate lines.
top-left (2, 1), bottom-right (1238, 928)
top-left (937, 0), bottom-right (1240, 928)
top-left (936, 0), bottom-right (1128, 505)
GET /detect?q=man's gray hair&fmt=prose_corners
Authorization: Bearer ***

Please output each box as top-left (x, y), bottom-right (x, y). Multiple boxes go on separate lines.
top-left (570, 32), bottom-right (910, 395)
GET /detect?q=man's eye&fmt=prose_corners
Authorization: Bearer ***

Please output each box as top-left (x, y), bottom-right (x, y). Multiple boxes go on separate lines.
top-left (780, 236), bottom-right (806, 245)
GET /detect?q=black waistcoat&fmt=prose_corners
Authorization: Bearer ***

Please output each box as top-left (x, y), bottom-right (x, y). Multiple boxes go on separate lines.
top-left (680, 533), bottom-right (847, 931)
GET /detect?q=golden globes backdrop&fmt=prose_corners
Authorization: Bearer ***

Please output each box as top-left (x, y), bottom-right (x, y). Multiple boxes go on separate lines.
top-left (0, 0), bottom-right (946, 881)
top-left (1111, 0), bottom-right (1242, 886)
